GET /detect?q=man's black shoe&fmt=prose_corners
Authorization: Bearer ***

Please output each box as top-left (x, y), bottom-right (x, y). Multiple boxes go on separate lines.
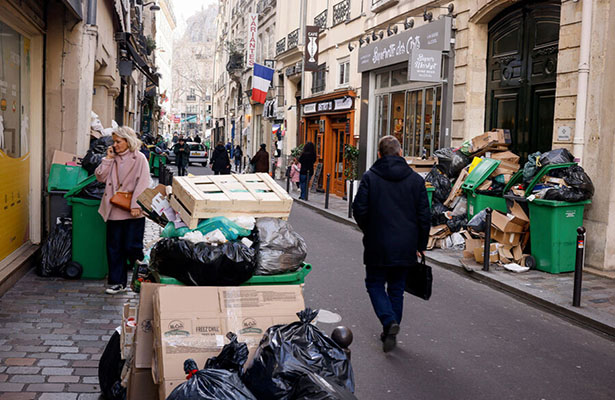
top-left (382, 323), bottom-right (400, 352)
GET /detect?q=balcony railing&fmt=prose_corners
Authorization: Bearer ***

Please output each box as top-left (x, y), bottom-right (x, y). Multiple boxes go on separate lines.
top-left (314, 9), bottom-right (327, 30)
top-left (276, 38), bottom-right (286, 56)
top-left (287, 28), bottom-right (299, 50)
top-left (332, 0), bottom-right (350, 26)
top-left (186, 95), bottom-right (197, 101)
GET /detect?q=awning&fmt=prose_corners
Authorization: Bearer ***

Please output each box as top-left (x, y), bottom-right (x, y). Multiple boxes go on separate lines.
top-left (62, 0), bottom-right (83, 21)
top-left (183, 115), bottom-right (198, 123)
top-left (127, 41), bottom-right (159, 86)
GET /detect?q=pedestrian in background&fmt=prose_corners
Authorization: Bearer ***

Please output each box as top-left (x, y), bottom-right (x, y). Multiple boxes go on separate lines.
top-left (233, 145), bottom-right (243, 172)
top-left (290, 157), bottom-right (301, 192)
top-left (251, 143), bottom-right (269, 173)
top-left (298, 142), bottom-right (316, 200)
top-left (352, 135), bottom-right (431, 352)
top-left (173, 137), bottom-right (190, 176)
top-left (95, 126), bottom-right (150, 295)
top-left (194, 135), bottom-right (202, 144)
top-left (210, 141), bottom-right (231, 175)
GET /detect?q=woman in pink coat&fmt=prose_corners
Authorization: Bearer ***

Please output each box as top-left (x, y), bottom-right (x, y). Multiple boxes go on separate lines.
top-left (95, 126), bottom-right (150, 294)
top-left (290, 157), bottom-right (301, 192)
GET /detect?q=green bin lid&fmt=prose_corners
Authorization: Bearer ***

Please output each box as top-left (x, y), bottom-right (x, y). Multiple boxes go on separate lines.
top-left (461, 158), bottom-right (501, 193)
top-left (47, 164), bottom-right (88, 192)
top-left (530, 198), bottom-right (591, 207)
top-left (64, 175), bottom-right (98, 199)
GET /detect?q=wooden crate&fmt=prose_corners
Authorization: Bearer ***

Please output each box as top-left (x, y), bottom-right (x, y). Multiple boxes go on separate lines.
top-left (170, 173), bottom-right (293, 228)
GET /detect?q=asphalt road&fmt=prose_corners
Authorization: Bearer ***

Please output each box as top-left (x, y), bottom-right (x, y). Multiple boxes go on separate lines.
top-left (288, 203), bottom-right (615, 400)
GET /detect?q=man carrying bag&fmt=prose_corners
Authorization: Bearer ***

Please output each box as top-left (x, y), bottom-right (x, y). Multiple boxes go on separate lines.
top-left (353, 136), bottom-right (431, 352)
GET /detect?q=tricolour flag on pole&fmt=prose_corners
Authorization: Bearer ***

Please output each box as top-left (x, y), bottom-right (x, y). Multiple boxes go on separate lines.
top-left (251, 63), bottom-right (274, 104)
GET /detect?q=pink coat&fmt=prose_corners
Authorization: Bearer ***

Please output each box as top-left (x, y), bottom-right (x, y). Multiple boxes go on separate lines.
top-left (290, 163), bottom-right (301, 183)
top-left (95, 150), bottom-right (150, 222)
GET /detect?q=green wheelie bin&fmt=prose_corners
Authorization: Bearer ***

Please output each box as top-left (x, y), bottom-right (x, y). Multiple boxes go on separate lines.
top-left (426, 186), bottom-right (435, 209)
top-left (64, 175), bottom-right (108, 279)
top-left (47, 164), bottom-right (88, 230)
top-left (462, 158), bottom-right (507, 220)
top-left (149, 152), bottom-right (167, 178)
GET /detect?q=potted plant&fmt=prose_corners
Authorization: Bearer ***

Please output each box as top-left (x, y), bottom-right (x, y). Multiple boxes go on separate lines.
top-left (290, 144), bottom-right (304, 159)
top-left (343, 144), bottom-right (359, 201)
top-left (145, 36), bottom-right (156, 56)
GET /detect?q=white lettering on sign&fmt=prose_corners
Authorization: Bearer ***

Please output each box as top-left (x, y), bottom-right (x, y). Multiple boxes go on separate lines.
top-left (372, 37), bottom-right (421, 67)
top-left (246, 14), bottom-right (258, 68)
top-left (566, 210), bottom-right (576, 218)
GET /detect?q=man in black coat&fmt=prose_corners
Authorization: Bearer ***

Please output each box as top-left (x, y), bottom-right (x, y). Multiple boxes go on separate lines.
top-left (172, 137), bottom-right (190, 176)
top-left (210, 141), bottom-right (231, 175)
top-left (352, 135), bottom-right (431, 352)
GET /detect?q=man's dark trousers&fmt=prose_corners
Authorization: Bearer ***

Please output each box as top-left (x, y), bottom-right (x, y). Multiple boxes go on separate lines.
top-left (365, 266), bottom-right (408, 327)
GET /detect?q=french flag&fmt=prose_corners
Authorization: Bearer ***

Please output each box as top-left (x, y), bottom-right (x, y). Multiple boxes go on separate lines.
top-left (252, 63), bottom-right (274, 104)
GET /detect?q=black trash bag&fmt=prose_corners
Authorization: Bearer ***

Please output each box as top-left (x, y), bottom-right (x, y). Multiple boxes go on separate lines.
top-left (475, 180), bottom-right (506, 197)
top-left (98, 331), bottom-right (126, 400)
top-left (254, 218), bottom-right (308, 275)
top-left (243, 308), bottom-right (355, 400)
top-left (467, 209), bottom-right (488, 232)
top-left (539, 148), bottom-right (574, 167)
top-left (562, 165), bottom-right (594, 197)
top-left (38, 219), bottom-right (72, 277)
top-left (523, 151), bottom-right (542, 183)
top-left (79, 180), bottom-right (106, 200)
top-left (204, 332), bottom-right (249, 373)
top-left (543, 187), bottom-right (589, 202)
top-left (425, 167), bottom-right (451, 203)
top-left (289, 371), bottom-right (358, 400)
top-left (435, 148), bottom-right (471, 179)
top-left (431, 202), bottom-right (450, 226)
top-left (446, 215), bottom-right (467, 233)
top-left (83, 136), bottom-right (114, 174)
top-left (149, 238), bottom-right (256, 286)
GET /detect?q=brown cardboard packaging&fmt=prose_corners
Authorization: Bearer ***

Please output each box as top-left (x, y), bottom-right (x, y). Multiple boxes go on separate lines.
top-left (152, 285), bottom-right (305, 395)
top-left (489, 150), bottom-right (520, 164)
top-left (406, 157), bottom-right (437, 173)
top-left (491, 211), bottom-right (526, 233)
top-left (444, 169), bottom-right (469, 207)
top-left (508, 202), bottom-right (530, 229)
top-left (135, 283), bottom-right (166, 369)
top-left (121, 304), bottom-right (137, 360)
top-left (51, 150), bottom-right (81, 166)
top-left (472, 129), bottom-right (510, 152)
top-left (474, 243), bottom-right (499, 263)
top-left (127, 367), bottom-right (157, 400)
top-left (491, 230), bottom-right (523, 247)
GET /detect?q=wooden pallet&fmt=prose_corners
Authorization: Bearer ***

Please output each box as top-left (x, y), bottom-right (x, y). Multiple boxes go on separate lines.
top-left (170, 173), bottom-right (293, 228)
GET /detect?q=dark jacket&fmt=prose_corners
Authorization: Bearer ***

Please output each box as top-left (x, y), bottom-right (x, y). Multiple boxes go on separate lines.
top-left (352, 155), bottom-right (431, 267)
top-left (210, 144), bottom-right (231, 173)
top-left (173, 143), bottom-right (190, 167)
top-left (194, 136), bottom-right (202, 143)
top-left (299, 152), bottom-right (316, 176)
top-left (251, 148), bottom-right (269, 173)
top-left (234, 147), bottom-right (243, 161)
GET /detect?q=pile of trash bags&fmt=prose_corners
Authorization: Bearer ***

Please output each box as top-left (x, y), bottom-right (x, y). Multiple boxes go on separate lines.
top-left (37, 219), bottom-right (72, 278)
top-left (255, 218), bottom-right (308, 275)
top-left (425, 166), bottom-right (468, 234)
top-left (82, 136), bottom-right (113, 175)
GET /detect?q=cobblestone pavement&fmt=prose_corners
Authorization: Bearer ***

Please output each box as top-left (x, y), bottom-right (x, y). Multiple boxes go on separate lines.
top-left (0, 219), bottom-right (161, 399)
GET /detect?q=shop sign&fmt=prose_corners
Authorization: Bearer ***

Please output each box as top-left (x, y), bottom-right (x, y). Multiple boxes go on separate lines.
top-left (304, 25), bottom-right (320, 71)
top-left (334, 97), bottom-right (353, 111)
top-left (246, 14), bottom-right (259, 68)
top-left (304, 103), bottom-right (317, 114)
top-left (358, 16), bottom-right (452, 72)
top-left (317, 101), bottom-right (333, 112)
top-left (408, 49), bottom-right (442, 82)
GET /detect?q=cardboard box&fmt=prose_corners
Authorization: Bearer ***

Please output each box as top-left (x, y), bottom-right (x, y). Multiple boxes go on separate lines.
top-left (472, 129), bottom-right (510, 152)
top-left (491, 211), bottom-right (526, 233)
top-left (492, 161), bottom-right (520, 176)
top-left (490, 150), bottom-right (520, 164)
top-left (152, 285), bottom-right (305, 386)
top-left (430, 225), bottom-right (450, 239)
top-left (491, 229), bottom-right (523, 247)
top-left (474, 243), bottom-right (499, 263)
top-left (135, 283), bottom-right (166, 369)
top-left (51, 150), bottom-right (81, 166)
top-left (444, 169), bottom-right (469, 207)
top-left (542, 176), bottom-right (568, 187)
top-left (406, 157), bottom-right (437, 173)
top-left (463, 237), bottom-right (484, 259)
top-left (477, 180), bottom-right (492, 191)
top-left (127, 368), bottom-right (157, 400)
top-left (121, 304), bottom-right (137, 360)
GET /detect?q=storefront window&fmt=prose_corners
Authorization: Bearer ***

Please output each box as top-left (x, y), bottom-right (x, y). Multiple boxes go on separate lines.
top-left (391, 67), bottom-right (408, 86)
top-left (390, 92), bottom-right (405, 145)
top-left (376, 72), bottom-right (389, 89)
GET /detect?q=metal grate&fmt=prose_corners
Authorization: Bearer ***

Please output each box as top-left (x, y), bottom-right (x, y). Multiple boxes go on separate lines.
top-left (314, 9), bottom-right (327, 30)
top-left (287, 28), bottom-right (299, 49)
top-left (332, 0), bottom-right (350, 26)
top-left (276, 37), bottom-right (286, 55)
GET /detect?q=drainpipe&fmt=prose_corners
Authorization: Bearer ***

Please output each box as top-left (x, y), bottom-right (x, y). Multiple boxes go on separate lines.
top-left (572, 0), bottom-right (593, 165)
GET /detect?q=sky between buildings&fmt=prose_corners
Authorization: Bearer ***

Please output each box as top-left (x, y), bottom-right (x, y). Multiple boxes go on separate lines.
top-left (172, 0), bottom-right (217, 36)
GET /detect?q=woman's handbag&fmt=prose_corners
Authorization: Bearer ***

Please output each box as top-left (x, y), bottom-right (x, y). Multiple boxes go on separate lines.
top-left (109, 159), bottom-right (136, 211)
top-left (405, 255), bottom-right (432, 301)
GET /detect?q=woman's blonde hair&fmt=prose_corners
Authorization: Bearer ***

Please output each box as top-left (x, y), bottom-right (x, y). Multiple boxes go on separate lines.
top-left (113, 126), bottom-right (142, 152)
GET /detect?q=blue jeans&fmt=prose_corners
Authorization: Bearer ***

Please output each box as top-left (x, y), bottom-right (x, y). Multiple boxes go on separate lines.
top-left (106, 218), bottom-right (145, 286)
top-left (365, 266), bottom-right (408, 328)
top-left (299, 174), bottom-right (310, 200)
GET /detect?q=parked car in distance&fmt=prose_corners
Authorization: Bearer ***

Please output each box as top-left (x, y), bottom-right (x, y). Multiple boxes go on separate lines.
top-left (167, 142), bottom-right (208, 166)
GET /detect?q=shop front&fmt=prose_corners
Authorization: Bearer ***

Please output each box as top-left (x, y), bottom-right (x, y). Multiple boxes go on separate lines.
top-left (300, 91), bottom-right (355, 196)
top-left (357, 16), bottom-right (454, 172)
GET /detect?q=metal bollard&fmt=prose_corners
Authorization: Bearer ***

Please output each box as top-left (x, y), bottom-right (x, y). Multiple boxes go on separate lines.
top-left (286, 175), bottom-right (290, 193)
top-left (573, 226), bottom-right (586, 307)
top-left (325, 174), bottom-right (331, 209)
top-left (331, 326), bottom-right (353, 360)
top-left (347, 180), bottom-right (354, 219)
top-left (483, 208), bottom-right (493, 271)
top-left (305, 173), bottom-right (310, 201)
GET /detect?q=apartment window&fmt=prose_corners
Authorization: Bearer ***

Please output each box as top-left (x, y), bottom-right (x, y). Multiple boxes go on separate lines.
top-left (338, 59), bottom-right (350, 87)
top-left (312, 63), bottom-right (326, 94)
top-left (277, 74), bottom-right (285, 107)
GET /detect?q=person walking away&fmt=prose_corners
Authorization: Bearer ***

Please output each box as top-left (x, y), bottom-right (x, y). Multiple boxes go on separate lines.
top-left (233, 145), bottom-right (243, 172)
top-left (210, 141), bottom-right (231, 175)
top-left (95, 126), bottom-right (151, 294)
top-left (298, 142), bottom-right (316, 200)
top-left (172, 132), bottom-right (179, 144)
top-left (352, 136), bottom-right (431, 352)
top-left (251, 143), bottom-right (269, 173)
top-left (173, 137), bottom-right (190, 176)
top-left (194, 135), bottom-right (202, 143)
top-left (290, 157), bottom-right (301, 192)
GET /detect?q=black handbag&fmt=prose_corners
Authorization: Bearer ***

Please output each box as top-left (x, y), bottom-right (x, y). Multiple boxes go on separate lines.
top-left (405, 255), bottom-right (432, 301)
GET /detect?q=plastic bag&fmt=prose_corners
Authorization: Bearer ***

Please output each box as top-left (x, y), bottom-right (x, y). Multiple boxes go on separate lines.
top-left (543, 187), bottom-right (589, 202)
top-left (451, 196), bottom-right (467, 217)
top-left (523, 151), bottom-right (542, 183)
top-left (161, 217), bottom-right (252, 241)
top-left (243, 308), bottom-right (355, 400)
top-left (446, 215), bottom-right (467, 233)
top-left (431, 202), bottom-right (450, 226)
top-left (204, 333), bottom-right (249, 373)
top-left (561, 165), bottom-right (594, 197)
top-left (458, 140), bottom-right (472, 156)
top-left (82, 136), bottom-right (114, 174)
top-left (98, 331), bottom-right (126, 400)
top-left (539, 148), bottom-right (574, 167)
top-left (289, 371), bottom-right (358, 400)
top-left (79, 180), bottom-right (106, 200)
top-left (435, 148), bottom-right (471, 179)
top-left (38, 219), bottom-right (72, 277)
top-left (467, 209), bottom-right (487, 232)
top-left (425, 167), bottom-right (451, 203)
top-left (149, 238), bottom-right (256, 286)
top-left (255, 218), bottom-right (307, 275)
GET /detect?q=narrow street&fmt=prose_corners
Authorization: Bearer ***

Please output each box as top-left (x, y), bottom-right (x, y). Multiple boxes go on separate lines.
top-left (290, 204), bottom-right (615, 400)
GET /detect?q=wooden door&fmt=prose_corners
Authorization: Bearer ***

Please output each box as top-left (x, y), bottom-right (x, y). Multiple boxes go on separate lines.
top-left (486, 0), bottom-right (560, 160)
top-left (330, 123), bottom-right (347, 196)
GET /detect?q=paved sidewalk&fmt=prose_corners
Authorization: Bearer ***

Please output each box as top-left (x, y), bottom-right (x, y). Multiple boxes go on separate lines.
top-left (281, 179), bottom-right (615, 337)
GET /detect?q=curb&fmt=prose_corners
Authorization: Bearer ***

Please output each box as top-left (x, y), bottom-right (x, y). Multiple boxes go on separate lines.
top-left (294, 200), bottom-right (615, 339)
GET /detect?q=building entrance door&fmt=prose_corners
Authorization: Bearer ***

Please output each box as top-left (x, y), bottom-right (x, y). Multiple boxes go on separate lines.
top-left (486, 0), bottom-right (560, 160)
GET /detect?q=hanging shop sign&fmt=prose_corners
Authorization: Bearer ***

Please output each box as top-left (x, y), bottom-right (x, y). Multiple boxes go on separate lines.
top-left (334, 97), bottom-right (353, 111)
top-left (317, 101), bottom-right (333, 112)
top-left (304, 25), bottom-right (320, 71)
top-left (358, 16), bottom-right (452, 72)
top-left (303, 97), bottom-right (354, 115)
top-left (408, 49), bottom-right (442, 82)
top-left (303, 103), bottom-right (317, 114)
top-left (246, 13), bottom-right (259, 68)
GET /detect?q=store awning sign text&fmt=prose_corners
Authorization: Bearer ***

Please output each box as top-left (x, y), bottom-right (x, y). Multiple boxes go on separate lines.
top-left (408, 49), bottom-right (442, 82)
top-left (246, 14), bottom-right (258, 68)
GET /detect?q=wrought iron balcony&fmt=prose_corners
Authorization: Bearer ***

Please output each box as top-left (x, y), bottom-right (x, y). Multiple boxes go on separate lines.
top-left (332, 0), bottom-right (350, 26)
top-left (287, 28), bottom-right (299, 50)
top-left (276, 38), bottom-right (286, 56)
top-left (314, 9), bottom-right (327, 30)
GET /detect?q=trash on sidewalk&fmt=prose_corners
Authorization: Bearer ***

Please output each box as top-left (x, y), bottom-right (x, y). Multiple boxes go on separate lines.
top-left (406, 156), bottom-right (437, 173)
top-left (38, 218), bottom-right (72, 278)
top-left (254, 218), bottom-right (307, 275)
top-left (98, 330), bottom-right (127, 400)
top-left (503, 263), bottom-right (530, 273)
